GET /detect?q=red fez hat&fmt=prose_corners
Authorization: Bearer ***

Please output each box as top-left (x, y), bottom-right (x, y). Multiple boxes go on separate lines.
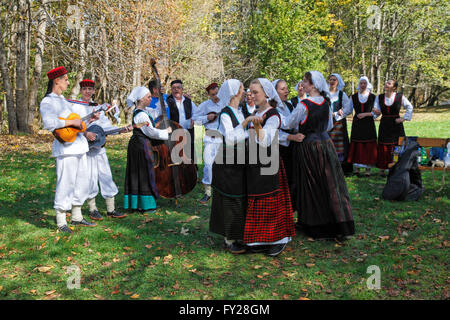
top-left (205, 82), bottom-right (218, 92)
top-left (47, 66), bottom-right (68, 81)
top-left (80, 79), bottom-right (95, 88)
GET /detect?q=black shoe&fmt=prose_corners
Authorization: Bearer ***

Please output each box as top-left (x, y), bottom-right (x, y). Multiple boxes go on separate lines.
top-left (249, 245), bottom-right (270, 253)
top-left (266, 243), bottom-right (287, 257)
top-left (71, 219), bottom-right (97, 227)
top-left (107, 210), bottom-right (127, 219)
top-left (58, 225), bottom-right (73, 234)
top-left (199, 194), bottom-right (210, 205)
top-left (227, 242), bottom-right (247, 254)
top-left (89, 210), bottom-right (103, 221)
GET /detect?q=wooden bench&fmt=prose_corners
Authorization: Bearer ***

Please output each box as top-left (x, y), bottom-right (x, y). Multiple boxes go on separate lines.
top-left (389, 137), bottom-right (449, 171)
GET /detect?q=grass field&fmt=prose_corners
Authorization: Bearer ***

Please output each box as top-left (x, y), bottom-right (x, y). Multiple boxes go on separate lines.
top-left (0, 107), bottom-right (448, 300)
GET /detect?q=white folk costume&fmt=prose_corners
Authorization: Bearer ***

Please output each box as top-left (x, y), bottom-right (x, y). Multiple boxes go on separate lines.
top-left (78, 79), bottom-right (124, 219)
top-left (192, 91), bottom-right (223, 197)
top-left (373, 90), bottom-right (413, 169)
top-left (244, 79), bottom-right (295, 249)
top-left (210, 79), bottom-right (249, 246)
top-left (123, 87), bottom-right (170, 212)
top-left (272, 79), bottom-right (297, 212)
top-left (328, 73), bottom-right (353, 174)
top-left (39, 67), bottom-right (91, 229)
top-left (344, 77), bottom-right (378, 168)
top-left (285, 71), bottom-right (354, 239)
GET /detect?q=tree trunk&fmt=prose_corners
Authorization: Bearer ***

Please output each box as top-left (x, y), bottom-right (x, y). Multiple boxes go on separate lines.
top-left (27, 0), bottom-right (48, 132)
top-left (0, 26), bottom-right (17, 134)
top-left (15, 0), bottom-right (30, 133)
top-left (69, 23), bottom-right (86, 99)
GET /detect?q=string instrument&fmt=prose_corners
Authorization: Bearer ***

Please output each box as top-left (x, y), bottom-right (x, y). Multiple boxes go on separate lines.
top-left (150, 58), bottom-right (197, 198)
top-left (206, 112), bottom-right (218, 123)
top-left (87, 122), bottom-right (147, 151)
top-left (53, 103), bottom-right (111, 143)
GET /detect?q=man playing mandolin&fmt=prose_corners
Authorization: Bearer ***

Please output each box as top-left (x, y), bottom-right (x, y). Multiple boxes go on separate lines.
top-left (79, 79), bottom-right (129, 221)
top-left (40, 67), bottom-right (98, 233)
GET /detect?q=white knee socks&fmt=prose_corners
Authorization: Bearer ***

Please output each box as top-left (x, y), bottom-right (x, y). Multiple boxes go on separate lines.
top-left (105, 197), bottom-right (115, 213)
top-left (71, 205), bottom-right (83, 222)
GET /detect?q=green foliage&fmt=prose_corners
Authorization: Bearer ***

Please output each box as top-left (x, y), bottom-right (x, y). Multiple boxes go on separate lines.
top-left (238, 0), bottom-right (333, 84)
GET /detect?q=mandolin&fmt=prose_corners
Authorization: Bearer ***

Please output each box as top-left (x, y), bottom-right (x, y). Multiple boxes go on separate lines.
top-left (53, 103), bottom-right (111, 143)
top-left (87, 122), bottom-right (148, 151)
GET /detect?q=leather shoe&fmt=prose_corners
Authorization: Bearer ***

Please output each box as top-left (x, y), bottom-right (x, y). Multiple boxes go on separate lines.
top-left (107, 210), bottom-right (127, 219)
top-left (227, 242), bottom-right (247, 254)
top-left (89, 210), bottom-right (103, 221)
top-left (58, 225), bottom-right (73, 234)
top-left (71, 219), bottom-right (97, 227)
top-left (199, 194), bottom-right (210, 205)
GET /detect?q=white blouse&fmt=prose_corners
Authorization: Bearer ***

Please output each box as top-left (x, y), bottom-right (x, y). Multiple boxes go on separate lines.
top-left (373, 93), bottom-right (414, 121)
top-left (329, 91), bottom-right (351, 121)
top-left (285, 96), bottom-right (334, 132)
top-left (250, 107), bottom-right (281, 148)
top-left (217, 106), bottom-right (248, 146)
top-left (133, 110), bottom-right (169, 141)
top-left (343, 92), bottom-right (374, 118)
top-left (192, 98), bottom-right (223, 131)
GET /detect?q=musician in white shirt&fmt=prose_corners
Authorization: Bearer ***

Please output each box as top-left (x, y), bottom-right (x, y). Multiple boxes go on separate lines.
top-left (39, 67), bottom-right (98, 234)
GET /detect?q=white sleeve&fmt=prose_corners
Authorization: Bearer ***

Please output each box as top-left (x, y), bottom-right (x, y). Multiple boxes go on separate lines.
top-left (341, 93), bottom-right (353, 117)
top-left (278, 130), bottom-right (290, 147)
top-left (255, 115), bottom-right (280, 147)
top-left (402, 95), bottom-right (414, 121)
top-left (40, 100), bottom-right (66, 132)
top-left (373, 96), bottom-right (381, 119)
top-left (220, 113), bottom-right (246, 146)
top-left (285, 102), bottom-right (307, 129)
top-left (192, 101), bottom-right (209, 125)
top-left (134, 112), bottom-right (169, 140)
top-left (326, 107), bottom-right (334, 131)
top-left (90, 111), bottom-right (117, 132)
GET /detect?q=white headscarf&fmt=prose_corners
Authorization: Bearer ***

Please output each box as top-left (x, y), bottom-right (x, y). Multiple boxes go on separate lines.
top-left (271, 79), bottom-right (281, 89)
top-left (258, 78), bottom-right (284, 108)
top-left (357, 76), bottom-right (373, 92)
top-left (309, 71), bottom-right (330, 96)
top-left (126, 86), bottom-right (150, 107)
top-left (217, 79), bottom-right (241, 108)
top-left (294, 81), bottom-right (302, 92)
top-left (329, 73), bottom-right (345, 91)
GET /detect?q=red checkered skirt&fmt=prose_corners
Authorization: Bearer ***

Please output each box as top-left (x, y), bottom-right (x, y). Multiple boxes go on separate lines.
top-left (244, 160), bottom-right (295, 244)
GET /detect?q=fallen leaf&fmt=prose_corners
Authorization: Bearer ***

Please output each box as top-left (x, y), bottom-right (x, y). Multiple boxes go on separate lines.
top-left (130, 293), bottom-right (140, 299)
top-left (305, 263), bottom-right (315, 268)
top-left (36, 266), bottom-right (54, 273)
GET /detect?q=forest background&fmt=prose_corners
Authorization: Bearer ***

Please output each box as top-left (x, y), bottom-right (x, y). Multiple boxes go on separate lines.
top-left (0, 0), bottom-right (449, 134)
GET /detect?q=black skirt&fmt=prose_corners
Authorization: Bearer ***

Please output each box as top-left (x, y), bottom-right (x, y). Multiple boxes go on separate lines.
top-left (293, 138), bottom-right (354, 238)
top-left (123, 135), bottom-right (159, 210)
top-left (209, 188), bottom-right (247, 241)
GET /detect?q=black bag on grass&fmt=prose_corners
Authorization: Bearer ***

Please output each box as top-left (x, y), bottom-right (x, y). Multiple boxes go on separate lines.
top-left (382, 140), bottom-right (423, 201)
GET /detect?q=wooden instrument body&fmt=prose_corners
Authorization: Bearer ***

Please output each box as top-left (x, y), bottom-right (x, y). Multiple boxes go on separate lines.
top-left (151, 119), bottom-right (197, 198)
top-left (54, 113), bottom-right (87, 143)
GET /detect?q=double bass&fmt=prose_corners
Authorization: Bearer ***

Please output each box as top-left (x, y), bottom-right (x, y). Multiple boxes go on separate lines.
top-left (150, 59), bottom-right (198, 198)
